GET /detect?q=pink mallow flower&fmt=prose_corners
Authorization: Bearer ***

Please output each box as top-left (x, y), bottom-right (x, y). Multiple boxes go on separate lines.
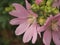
top-left (52, 0), bottom-right (60, 9)
top-left (35, 0), bottom-right (42, 5)
top-left (9, 0), bottom-right (41, 44)
top-left (39, 13), bottom-right (60, 45)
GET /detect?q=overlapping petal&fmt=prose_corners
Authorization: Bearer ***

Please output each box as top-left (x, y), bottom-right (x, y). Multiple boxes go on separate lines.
top-left (10, 18), bottom-right (27, 25)
top-left (43, 29), bottom-right (51, 45)
top-left (9, 3), bottom-right (29, 18)
top-left (32, 24), bottom-right (37, 44)
top-left (15, 22), bottom-right (30, 35)
top-left (23, 23), bottom-right (35, 43)
top-left (52, 31), bottom-right (60, 45)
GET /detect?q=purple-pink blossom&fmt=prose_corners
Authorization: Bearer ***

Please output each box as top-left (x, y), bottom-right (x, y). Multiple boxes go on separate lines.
top-left (9, 0), bottom-right (41, 44)
top-left (39, 13), bottom-right (60, 45)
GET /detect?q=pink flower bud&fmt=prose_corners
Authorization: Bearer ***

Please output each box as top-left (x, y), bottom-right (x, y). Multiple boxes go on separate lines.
top-left (35, 0), bottom-right (42, 5)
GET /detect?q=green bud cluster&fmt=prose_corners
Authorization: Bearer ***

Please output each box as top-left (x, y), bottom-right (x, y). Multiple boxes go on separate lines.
top-left (5, 5), bottom-right (14, 12)
top-left (46, 0), bottom-right (53, 6)
top-left (31, 4), bottom-right (40, 12)
top-left (31, 0), bottom-right (59, 16)
top-left (31, 0), bottom-right (59, 25)
top-left (37, 16), bottom-right (46, 26)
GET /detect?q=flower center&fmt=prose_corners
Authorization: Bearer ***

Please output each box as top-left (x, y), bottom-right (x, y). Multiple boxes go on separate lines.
top-left (27, 15), bottom-right (36, 24)
top-left (51, 21), bottom-right (59, 31)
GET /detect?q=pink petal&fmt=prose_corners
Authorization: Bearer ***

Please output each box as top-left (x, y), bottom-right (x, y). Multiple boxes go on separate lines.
top-left (52, 3), bottom-right (59, 8)
top-left (52, 31), bottom-right (60, 45)
top-left (59, 0), bottom-right (60, 6)
top-left (37, 24), bottom-right (49, 33)
top-left (35, 0), bottom-right (42, 5)
top-left (44, 15), bottom-right (53, 26)
top-left (57, 31), bottom-right (60, 39)
top-left (37, 15), bottom-right (53, 34)
top-left (9, 18), bottom-right (27, 25)
top-left (28, 9), bottom-right (38, 17)
top-left (23, 24), bottom-right (35, 43)
top-left (39, 15), bottom-right (53, 31)
top-left (54, 13), bottom-right (60, 20)
top-left (9, 3), bottom-right (29, 18)
top-left (52, 0), bottom-right (59, 8)
top-left (38, 26), bottom-right (46, 32)
top-left (36, 25), bottom-right (42, 37)
top-left (15, 22), bottom-right (30, 35)
top-left (32, 25), bottom-right (37, 44)
top-left (43, 29), bottom-right (51, 45)
top-left (25, 0), bottom-right (38, 17)
top-left (25, 0), bottom-right (31, 10)
top-left (57, 20), bottom-right (60, 26)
